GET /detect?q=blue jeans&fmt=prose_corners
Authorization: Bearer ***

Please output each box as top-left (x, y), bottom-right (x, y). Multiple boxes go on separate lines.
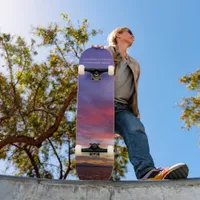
top-left (115, 102), bottom-right (155, 179)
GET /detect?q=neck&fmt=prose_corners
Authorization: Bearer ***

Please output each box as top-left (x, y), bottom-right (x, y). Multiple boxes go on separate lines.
top-left (116, 42), bottom-right (129, 58)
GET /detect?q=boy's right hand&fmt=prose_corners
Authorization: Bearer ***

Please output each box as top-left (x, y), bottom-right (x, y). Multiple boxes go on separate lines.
top-left (114, 133), bottom-right (120, 139)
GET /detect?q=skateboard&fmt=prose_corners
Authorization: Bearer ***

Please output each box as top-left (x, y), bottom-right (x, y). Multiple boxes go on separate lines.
top-left (75, 47), bottom-right (115, 180)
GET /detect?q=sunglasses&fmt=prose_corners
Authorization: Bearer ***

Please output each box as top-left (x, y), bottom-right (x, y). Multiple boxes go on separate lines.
top-left (127, 29), bottom-right (133, 36)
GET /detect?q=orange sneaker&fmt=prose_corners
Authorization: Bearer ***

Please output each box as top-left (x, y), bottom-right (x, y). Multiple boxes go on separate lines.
top-left (141, 163), bottom-right (189, 180)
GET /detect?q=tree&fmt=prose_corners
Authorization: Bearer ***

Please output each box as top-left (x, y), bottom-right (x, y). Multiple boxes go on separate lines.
top-left (0, 14), bottom-right (128, 179)
top-left (110, 137), bottom-right (128, 181)
top-left (179, 69), bottom-right (200, 130)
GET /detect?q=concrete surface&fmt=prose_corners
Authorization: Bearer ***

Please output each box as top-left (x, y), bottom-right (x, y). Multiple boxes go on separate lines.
top-left (0, 175), bottom-right (200, 200)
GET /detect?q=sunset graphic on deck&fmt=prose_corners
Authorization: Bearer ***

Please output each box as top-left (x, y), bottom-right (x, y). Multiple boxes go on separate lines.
top-left (76, 48), bottom-right (114, 180)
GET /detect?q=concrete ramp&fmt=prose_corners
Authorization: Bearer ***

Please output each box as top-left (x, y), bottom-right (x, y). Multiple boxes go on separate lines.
top-left (0, 175), bottom-right (200, 200)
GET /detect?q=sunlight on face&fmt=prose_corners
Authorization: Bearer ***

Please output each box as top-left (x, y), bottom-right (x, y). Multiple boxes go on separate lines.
top-left (117, 29), bottom-right (135, 47)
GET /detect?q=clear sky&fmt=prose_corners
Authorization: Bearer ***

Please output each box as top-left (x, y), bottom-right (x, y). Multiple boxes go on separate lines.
top-left (0, 0), bottom-right (200, 180)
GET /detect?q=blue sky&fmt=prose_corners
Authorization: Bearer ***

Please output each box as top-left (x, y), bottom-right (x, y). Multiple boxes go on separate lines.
top-left (0, 0), bottom-right (200, 180)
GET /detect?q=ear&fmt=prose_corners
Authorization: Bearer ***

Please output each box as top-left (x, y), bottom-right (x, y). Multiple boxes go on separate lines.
top-left (116, 32), bottom-right (121, 39)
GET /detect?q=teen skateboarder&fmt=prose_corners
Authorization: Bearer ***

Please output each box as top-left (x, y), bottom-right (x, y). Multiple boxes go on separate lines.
top-left (92, 27), bottom-right (189, 180)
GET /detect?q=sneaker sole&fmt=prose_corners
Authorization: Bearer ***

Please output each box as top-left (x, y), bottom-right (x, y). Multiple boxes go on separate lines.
top-left (163, 163), bottom-right (189, 179)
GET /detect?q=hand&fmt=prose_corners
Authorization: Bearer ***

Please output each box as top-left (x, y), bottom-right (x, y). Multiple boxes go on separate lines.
top-left (91, 45), bottom-right (105, 49)
top-left (114, 133), bottom-right (120, 139)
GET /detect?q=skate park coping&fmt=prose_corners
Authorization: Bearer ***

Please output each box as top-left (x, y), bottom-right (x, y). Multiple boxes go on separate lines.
top-left (0, 175), bottom-right (200, 200)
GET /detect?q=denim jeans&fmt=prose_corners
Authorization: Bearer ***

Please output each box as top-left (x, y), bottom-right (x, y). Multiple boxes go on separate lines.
top-left (115, 102), bottom-right (155, 179)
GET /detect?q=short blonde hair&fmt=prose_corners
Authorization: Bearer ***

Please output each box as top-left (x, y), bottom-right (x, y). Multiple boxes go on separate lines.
top-left (107, 27), bottom-right (131, 46)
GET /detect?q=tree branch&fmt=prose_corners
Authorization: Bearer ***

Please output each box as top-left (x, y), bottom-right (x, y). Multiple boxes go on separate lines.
top-left (0, 87), bottom-right (77, 150)
top-left (11, 144), bottom-right (40, 178)
top-left (0, 136), bottom-right (40, 149)
top-left (48, 138), bottom-right (63, 179)
top-left (70, 44), bottom-right (80, 60)
top-left (1, 39), bottom-right (26, 126)
top-left (0, 115), bottom-right (10, 121)
top-left (24, 146), bottom-right (40, 178)
top-left (51, 36), bottom-right (77, 78)
top-left (27, 108), bottom-right (58, 118)
top-left (63, 139), bottom-right (72, 179)
top-left (37, 86), bottom-right (77, 145)
top-left (33, 73), bottom-right (48, 109)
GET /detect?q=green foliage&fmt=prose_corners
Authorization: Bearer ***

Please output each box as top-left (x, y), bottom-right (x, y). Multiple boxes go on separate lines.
top-left (179, 69), bottom-right (200, 130)
top-left (0, 13), bottom-right (128, 180)
top-left (110, 137), bottom-right (128, 181)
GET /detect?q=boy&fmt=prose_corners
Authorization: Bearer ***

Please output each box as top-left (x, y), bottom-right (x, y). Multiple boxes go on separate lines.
top-left (92, 27), bottom-right (188, 180)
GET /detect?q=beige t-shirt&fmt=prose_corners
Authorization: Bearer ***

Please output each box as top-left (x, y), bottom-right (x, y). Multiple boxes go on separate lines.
top-left (115, 57), bottom-right (134, 104)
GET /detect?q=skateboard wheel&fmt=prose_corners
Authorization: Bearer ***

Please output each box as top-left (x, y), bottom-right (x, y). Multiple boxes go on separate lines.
top-left (75, 145), bottom-right (83, 156)
top-left (107, 145), bottom-right (114, 156)
top-left (78, 65), bottom-right (85, 75)
top-left (108, 65), bottom-right (114, 76)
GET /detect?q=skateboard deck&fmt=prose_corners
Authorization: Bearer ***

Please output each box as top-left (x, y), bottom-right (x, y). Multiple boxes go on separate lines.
top-left (75, 47), bottom-right (115, 180)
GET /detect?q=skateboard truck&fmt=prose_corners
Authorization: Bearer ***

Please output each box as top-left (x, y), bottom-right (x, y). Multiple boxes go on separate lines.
top-left (75, 143), bottom-right (114, 157)
top-left (87, 68), bottom-right (107, 81)
top-left (81, 143), bottom-right (107, 153)
top-left (80, 143), bottom-right (108, 158)
top-left (78, 65), bottom-right (115, 81)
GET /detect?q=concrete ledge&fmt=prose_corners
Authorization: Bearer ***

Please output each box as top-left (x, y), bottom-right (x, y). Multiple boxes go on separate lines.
top-left (0, 175), bottom-right (200, 200)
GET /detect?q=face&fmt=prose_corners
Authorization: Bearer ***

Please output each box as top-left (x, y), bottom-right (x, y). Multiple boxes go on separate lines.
top-left (116, 29), bottom-right (135, 47)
